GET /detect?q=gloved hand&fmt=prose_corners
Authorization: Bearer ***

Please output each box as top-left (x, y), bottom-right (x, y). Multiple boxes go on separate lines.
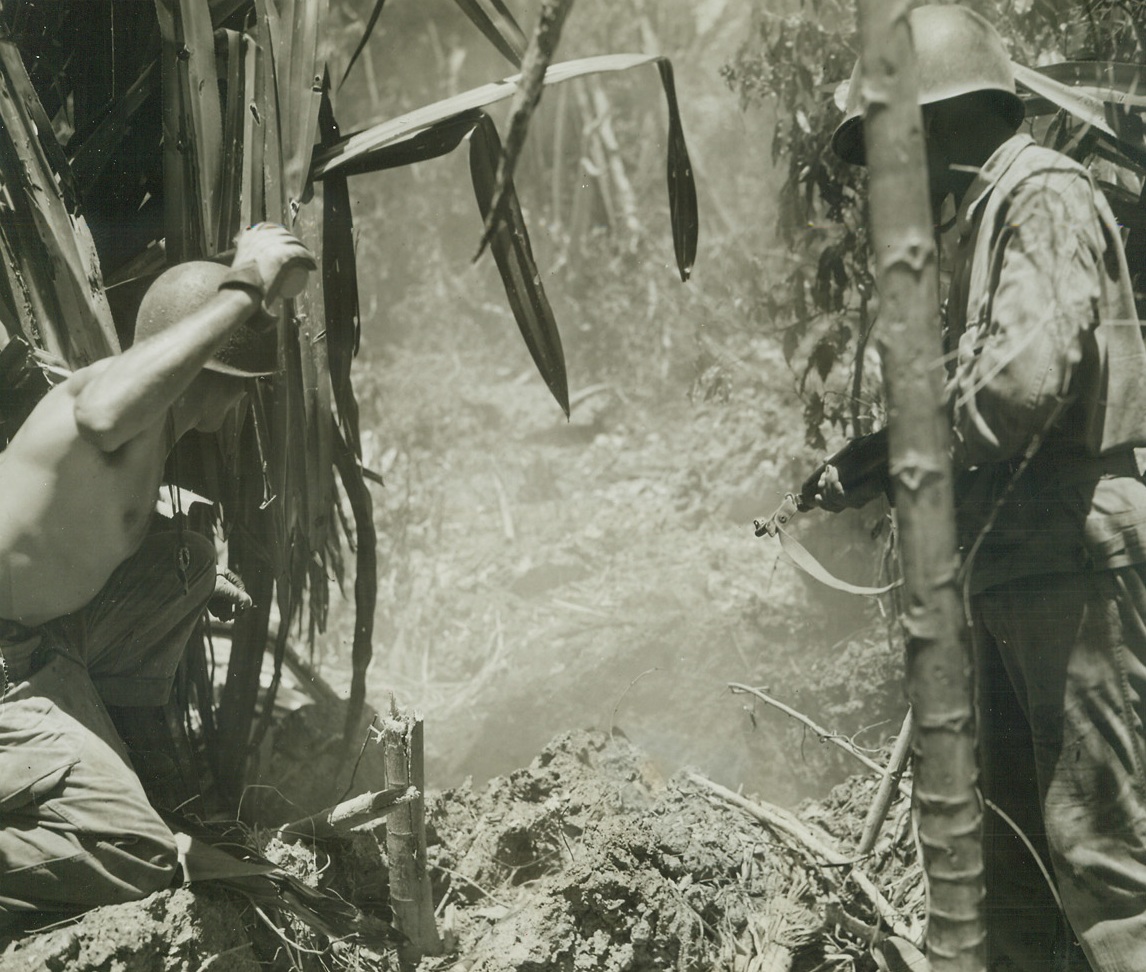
top-left (229, 222), bottom-right (317, 306)
top-left (208, 568), bottom-right (253, 622)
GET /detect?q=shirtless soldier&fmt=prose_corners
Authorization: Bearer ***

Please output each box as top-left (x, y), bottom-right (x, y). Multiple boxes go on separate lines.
top-left (0, 223), bottom-right (314, 921)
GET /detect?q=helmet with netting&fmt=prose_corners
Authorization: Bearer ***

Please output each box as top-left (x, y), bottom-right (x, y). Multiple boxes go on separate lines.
top-left (831, 4), bottom-right (1024, 166)
top-left (134, 261), bottom-right (277, 378)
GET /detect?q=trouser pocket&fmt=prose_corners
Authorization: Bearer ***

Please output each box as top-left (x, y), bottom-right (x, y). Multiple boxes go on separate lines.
top-left (0, 696), bottom-right (79, 813)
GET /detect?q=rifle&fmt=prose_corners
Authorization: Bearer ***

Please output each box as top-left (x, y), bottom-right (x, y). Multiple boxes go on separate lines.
top-left (754, 427), bottom-right (890, 537)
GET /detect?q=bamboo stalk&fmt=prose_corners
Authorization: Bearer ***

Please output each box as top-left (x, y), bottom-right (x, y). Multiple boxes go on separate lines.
top-left (855, 0), bottom-right (984, 966)
top-left (277, 785), bottom-right (419, 841)
top-left (383, 710), bottom-right (443, 966)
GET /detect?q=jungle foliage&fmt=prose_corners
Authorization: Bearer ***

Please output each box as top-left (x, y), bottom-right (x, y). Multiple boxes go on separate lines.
top-left (0, 0), bottom-right (696, 813)
top-left (724, 0), bottom-right (1146, 448)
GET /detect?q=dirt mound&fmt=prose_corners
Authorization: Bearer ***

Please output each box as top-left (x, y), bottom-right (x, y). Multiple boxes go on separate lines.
top-left (0, 888), bottom-right (257, 972)
top-left (424, 727), bottom-right (919, 971)
top-left (1, 729), bottom-right (922, 972)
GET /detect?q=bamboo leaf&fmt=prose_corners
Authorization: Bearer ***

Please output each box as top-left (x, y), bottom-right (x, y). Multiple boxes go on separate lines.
top-left (1013, 61), bottom-right (1118, 138)
top-left (1015, 59), bottom-right (1146, 170)
top-left (321, 108), bottom-right (483, 178)
top-left (1035, 61), bottom-right (1146, 106)
top-left (279, 0), bottom-right (326, 210)
top-left (178, 0), bottom-right (224, 252)
top-left (476, 0), bottom-right (575, 258)
top-left (216, 28), bottom-right (246, 250)
top-left (469, 113), bottom-right (569, 416)
top-left (313, 53), bottom-right (662, 179)
top-left (657, 58), bottom-right (698, 282)
top-left (339, 0), bottom-right (388, 91)
top-left (451, 0), bottom-right (527, 68)
top-left (332, 419), bottom-right (377, 745)
top-left (319, 78), bottom-right (364, 455)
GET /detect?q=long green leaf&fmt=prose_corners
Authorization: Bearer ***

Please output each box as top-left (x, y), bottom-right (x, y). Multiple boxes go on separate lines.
top-left (320, 78), bottom-right (364, 454)
top-left (178, 0), bottom-right (224, 253)
top-left (1035, 61), bottom-right (1146, 106)
top-left (280, 0), bottom-right (326, 209)
top-left (1014, 61), bottom-right (1118, 138)
top-left (1014, 61), bottom-right (1146, 169)
top-left (452, 0), bottom-right (527, 68)
top-left (470, 113), bottom-right (569, 416)
top-left (339, 0), bottom-right (387, 91)
top-left (154, 0), bottom-right (195, 262)
top-left (332, 420), bottom-right (377, 746)
top-left (320, 108), bottom-right (483, 178)
top-left (477, 0), bottom-right (575, 257)
top-left (657, 58), bottom-right (698, 282)
top-left (216, 28), bottom-right (246, 250)
top-left (313, 53), bottom-right (661, 179)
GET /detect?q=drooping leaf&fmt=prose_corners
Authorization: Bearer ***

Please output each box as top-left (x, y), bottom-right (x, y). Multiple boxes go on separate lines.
top-left (657, 58), bottom-right (698, 282)
top-left (452, 0), bottom-right (527, 68)
top-left (319, 76), bottom-right (364, 457)
top-left (339, 0), bottom-right (387, 91)
top-left (1015, 59), bottom-right (1146, 170)
top-left (1035, 61), bottom-right (1146, 106)
top-left (314, 52), bottom-right (700, 284)
top-left (332, 419), bottom-right (377, 745)
top-left (1015, 62), bottom-right (1117, 136)
top-left (469, 113), bottom-right (569, 416)
top-left (476, 0), bottom-right (576, 258)
top-left (313, 54), bottom-right (662, 180)
top-left (322, 109), bottom-right (484, 178)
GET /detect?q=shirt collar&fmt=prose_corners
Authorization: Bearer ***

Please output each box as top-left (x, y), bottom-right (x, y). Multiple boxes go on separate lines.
top-left (955, 133), bottom-right (1035, 238)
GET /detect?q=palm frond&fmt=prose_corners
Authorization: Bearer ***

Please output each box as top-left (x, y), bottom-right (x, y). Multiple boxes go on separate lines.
top-left (0, 40), bottom-right (119, 365)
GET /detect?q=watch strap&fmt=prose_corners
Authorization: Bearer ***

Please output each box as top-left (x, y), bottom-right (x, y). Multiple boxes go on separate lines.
top-left (217, 264), bottom-right (265, 301)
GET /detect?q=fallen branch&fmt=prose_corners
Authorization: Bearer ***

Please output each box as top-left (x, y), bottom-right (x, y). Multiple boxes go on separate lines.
top-left (685, 772), bottom-right (922, 947)
top-left (728, 683), bottom-right (911, 800)
top-left (276, 785), bottom-right (420, 841)
top-left (859, 708), bottom-right (914, 855)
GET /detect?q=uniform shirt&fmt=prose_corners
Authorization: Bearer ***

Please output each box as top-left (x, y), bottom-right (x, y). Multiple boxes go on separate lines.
top-left (944, 133), bottom-right (1146, 593)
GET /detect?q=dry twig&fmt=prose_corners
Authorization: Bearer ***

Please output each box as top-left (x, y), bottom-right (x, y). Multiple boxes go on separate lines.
top-left (685, 772), bottom-right (922, 948)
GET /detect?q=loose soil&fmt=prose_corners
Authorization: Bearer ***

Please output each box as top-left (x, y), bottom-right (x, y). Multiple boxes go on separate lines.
top-left (1, 727), bottom-right (924, 972)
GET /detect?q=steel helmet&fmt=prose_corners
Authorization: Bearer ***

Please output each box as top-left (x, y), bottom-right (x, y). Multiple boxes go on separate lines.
top-left (134, 261), bottom-right (278, 378)
top-left (831, 4), bottom-right (1024, 165)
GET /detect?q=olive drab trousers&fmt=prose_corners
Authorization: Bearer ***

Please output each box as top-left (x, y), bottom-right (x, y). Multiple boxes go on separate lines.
top-left (975, 566), bottom-right (1146, 972)
top-left (0, 531), bottom-right (215, 918)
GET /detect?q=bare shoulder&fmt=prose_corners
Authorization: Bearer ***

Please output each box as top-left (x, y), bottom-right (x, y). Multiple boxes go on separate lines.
top-left (2, 361), bottom-right (108, 456)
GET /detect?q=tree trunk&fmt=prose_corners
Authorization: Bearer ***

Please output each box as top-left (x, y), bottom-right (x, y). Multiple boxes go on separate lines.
top-left (854, 1), bottom-right (985, 969)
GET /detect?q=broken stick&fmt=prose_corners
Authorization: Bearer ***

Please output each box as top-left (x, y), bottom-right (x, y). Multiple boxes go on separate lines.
top-left (276, 785), bottom-right (420, 842)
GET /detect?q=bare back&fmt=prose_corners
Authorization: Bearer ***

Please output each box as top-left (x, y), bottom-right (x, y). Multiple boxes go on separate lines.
top-left (0, 362), bottom-right (168, 626)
